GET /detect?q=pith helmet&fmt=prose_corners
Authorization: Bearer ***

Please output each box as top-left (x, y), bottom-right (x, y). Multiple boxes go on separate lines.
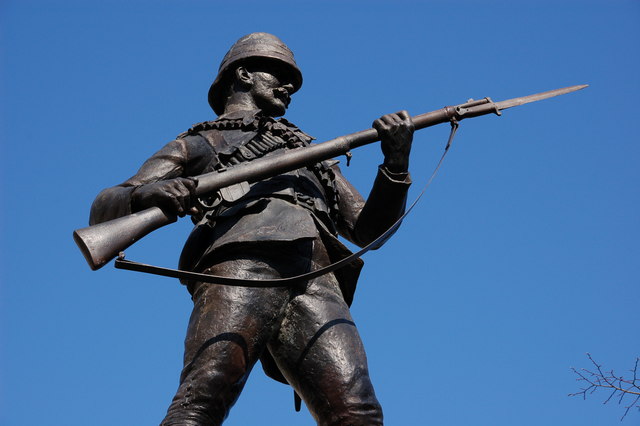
top-left (208, 32), bottom-right (303, 115)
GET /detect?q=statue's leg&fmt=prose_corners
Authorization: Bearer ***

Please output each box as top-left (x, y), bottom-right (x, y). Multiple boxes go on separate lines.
top-left (268, 244), bottom-right (383, 426)
top-left (160, 257), bottom-right (293, 426)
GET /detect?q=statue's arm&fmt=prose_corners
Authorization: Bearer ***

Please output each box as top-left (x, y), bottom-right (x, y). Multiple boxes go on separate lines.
top-left (333, 165), bottom-right (411, 248)
top-left (334, 111), bottom-right (414, 248)
top-left (89, 137), bottom-right (207, 225)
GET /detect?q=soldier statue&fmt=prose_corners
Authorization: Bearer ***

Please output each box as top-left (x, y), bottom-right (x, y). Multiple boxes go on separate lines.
top-left (89, 33), bottom-right (414, 425)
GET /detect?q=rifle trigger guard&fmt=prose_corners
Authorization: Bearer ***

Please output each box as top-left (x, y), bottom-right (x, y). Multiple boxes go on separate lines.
top-left (197, 193), bottom-right (222, 211)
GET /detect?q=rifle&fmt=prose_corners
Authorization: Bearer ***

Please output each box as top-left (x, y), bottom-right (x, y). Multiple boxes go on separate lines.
top-left (74, 85), bottom-right (587, 270)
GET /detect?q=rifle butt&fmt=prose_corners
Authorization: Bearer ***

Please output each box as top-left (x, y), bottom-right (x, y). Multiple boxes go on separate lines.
top-left (73, 207), bottom-right (177, 270)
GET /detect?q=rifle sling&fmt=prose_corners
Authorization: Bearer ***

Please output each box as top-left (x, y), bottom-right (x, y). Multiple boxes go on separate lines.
top-left (114, 121), bottom-right (459, 287)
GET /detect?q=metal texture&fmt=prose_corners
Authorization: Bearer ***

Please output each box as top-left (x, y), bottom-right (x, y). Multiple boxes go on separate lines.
top-left (74, 85), bottom-right (587, 270)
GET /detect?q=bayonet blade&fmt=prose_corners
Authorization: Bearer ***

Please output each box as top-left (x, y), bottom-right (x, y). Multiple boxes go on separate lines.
top-left (495, 84), bottom-right (588, 111)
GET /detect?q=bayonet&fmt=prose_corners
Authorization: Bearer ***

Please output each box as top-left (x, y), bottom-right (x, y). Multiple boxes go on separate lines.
top-left (495, 85), bottom-right (588, 111)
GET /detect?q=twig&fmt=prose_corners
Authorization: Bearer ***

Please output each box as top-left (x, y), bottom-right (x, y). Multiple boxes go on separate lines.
top-left (569, 353), bottom-right (640, 421)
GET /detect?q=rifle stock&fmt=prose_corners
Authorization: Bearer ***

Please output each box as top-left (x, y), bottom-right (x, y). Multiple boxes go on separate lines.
top-left (73, 85), bottom-right (587, 270)
top-left (73, 207), bottom-right (177, 270)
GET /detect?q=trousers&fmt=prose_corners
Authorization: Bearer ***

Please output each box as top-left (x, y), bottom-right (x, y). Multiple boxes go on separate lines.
top-left (160, 240), bottom-right (383, 425)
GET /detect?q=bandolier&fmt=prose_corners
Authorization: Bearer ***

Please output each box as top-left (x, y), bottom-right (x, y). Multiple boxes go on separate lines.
top-left (177, 113), bottom-right (342, 236)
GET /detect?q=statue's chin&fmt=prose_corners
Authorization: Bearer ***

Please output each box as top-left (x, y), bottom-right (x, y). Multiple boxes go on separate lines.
top-left (258, 99), bottom-right (287, 118)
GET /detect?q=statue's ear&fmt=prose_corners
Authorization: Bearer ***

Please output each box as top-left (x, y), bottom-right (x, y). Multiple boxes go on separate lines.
top-left (234, 66), bottom-right (253, 89)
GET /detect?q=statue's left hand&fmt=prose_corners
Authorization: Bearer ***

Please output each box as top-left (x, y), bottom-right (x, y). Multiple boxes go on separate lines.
top-left (373, 110), bottom-right (414, 174)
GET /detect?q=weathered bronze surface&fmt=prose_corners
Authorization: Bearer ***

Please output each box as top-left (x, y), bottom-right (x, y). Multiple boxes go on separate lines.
top-left (86, 32), bottom-right (414, 425)
top-left (79, 32), bottom-right (587, 424)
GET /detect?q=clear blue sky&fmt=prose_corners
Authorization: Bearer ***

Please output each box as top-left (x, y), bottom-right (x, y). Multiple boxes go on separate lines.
top-left (2, 1), bottom-right (639, 425)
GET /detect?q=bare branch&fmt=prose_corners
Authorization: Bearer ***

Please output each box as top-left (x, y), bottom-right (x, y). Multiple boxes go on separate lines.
top-left (569, 354), bottom-right (640, 421)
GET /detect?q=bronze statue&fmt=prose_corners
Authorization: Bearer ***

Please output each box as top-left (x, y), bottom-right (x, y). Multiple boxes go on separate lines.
top-left (88, 33), bottom-right (414, 425)
top-left (80, 32), bottom-right (588, 425)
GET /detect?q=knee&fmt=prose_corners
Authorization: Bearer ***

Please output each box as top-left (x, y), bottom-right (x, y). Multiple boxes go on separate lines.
top-left (162, 368), bottom-right (246, 426)
top-left (163, 346), bottom-right (250, 426)
top-left (182, 331), bottom-right (251, 383)
top-left (315, 391), bottom-right (383, 426)
top-left (337, 397), bottom-right (383, 426)
top-left (183, 351), bottom-right (250, 405)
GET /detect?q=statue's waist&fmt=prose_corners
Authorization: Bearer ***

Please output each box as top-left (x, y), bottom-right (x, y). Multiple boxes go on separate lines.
top-left (201, 172), bottom-right (334, 231)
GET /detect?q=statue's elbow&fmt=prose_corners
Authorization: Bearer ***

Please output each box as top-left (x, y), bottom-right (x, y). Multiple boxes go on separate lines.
top-left (88, 186), bottom-right (132, 225)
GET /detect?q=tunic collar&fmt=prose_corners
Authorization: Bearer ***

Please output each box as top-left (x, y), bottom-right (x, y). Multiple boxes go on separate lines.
top-left (217, 109), bottom-right (265, 127)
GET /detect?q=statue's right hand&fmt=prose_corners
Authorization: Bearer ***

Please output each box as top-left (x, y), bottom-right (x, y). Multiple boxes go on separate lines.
top-left (131, 177), bottom-right (197, 217)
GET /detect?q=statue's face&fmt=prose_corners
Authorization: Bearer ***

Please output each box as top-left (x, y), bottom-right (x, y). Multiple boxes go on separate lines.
top-left (248, 64), bottom-right (295, 117)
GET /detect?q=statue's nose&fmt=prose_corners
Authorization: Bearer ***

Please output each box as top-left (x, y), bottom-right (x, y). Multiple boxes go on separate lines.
top-left (282, 83), bottom-right (294, 94)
